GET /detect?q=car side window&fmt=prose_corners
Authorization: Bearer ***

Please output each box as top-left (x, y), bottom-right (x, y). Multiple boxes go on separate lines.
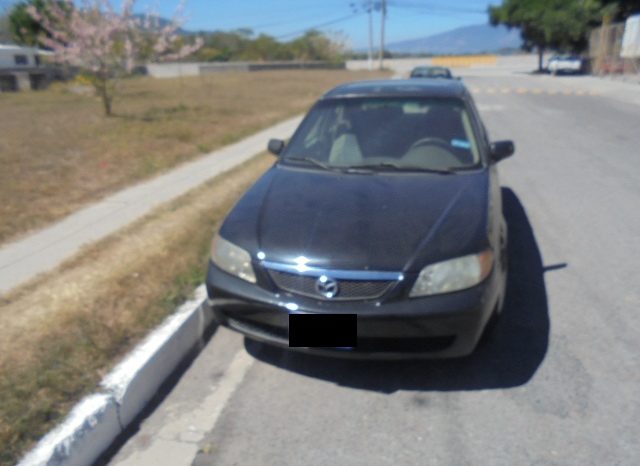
top-left (301, 107), bottom-right (331, 151)
top-left (465, 97), bottom-right (490, 154)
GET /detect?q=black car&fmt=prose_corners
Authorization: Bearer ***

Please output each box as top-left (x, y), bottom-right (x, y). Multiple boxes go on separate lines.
top-left (410, 66), bottom-right (454, 79)
top-left (206, 79), bottom-right (514, 358)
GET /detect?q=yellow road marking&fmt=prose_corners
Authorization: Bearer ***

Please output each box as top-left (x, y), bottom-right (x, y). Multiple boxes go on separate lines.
top-left (470, 87), bottom-right (593, 97)
top-left (432, 54), bottom-right (497, 67)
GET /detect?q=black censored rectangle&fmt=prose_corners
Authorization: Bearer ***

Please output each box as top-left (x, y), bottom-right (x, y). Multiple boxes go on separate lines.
top-left (288, 314), bottom-right (357, 348)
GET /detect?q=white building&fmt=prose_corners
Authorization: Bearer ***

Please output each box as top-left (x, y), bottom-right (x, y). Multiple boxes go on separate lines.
top-left (0, 44), bottom-right (53, 91)
top-left (0, 43), bottom-right (42, 67)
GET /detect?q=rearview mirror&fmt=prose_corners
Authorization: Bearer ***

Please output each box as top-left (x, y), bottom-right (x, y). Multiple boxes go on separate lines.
top-left (268, 139), bottom-right (285, 156)
top-left (490, 140), bottom-right (514, 163)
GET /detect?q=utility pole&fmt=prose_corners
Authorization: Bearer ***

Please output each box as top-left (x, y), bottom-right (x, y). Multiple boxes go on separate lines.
top-left (378, 0), bottom-right (386, 70)
top-left (367, 0), bottom-right (374, 70)
top-left (352, 1), bottom-right (374, 70)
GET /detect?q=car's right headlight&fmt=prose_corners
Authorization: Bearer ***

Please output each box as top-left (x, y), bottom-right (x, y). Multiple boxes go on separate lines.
top-left (409, 250), bottom-right (493, 297)
top-left (210, 234), bottom-right (256, 283)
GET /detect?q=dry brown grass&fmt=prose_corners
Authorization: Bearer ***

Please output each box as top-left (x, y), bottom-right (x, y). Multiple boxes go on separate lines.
top-left (0, 69), bottom-right (389, 245)
top-left (0, 154), bottom-right (273, 465)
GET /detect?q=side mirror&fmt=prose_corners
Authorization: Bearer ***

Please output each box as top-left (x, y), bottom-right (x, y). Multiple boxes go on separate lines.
top-left (489, 140), bottom-right (515, 163)
top-left (268, 138), bottom-right (285, 156)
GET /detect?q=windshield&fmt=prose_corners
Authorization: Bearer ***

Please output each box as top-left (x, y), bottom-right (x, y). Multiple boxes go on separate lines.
top-left (411, 67), bottom-right (451, 78)
top-left (282, 97), bottom-right (481, 171)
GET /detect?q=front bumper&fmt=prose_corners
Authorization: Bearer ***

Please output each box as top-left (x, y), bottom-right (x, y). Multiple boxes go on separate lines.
top-left (206, 261), bottom-right (502, 359)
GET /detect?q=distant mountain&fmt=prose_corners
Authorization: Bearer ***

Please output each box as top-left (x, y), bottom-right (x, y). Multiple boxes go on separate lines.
top-left (386, 24), bottom-right (522, 55)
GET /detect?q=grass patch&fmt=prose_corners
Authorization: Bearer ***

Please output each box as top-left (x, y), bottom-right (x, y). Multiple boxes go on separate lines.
top-left (0, 69), bottom-right (389, 245)
top-left (0, 154), bottom-right (273, 465)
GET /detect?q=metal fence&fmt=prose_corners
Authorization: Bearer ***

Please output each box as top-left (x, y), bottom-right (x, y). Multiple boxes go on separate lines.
top-left (589, 21), bottom-right (640, 75)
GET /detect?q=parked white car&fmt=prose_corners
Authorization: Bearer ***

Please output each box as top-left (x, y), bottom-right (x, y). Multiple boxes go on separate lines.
top-left (548, 55), bottom-right (584, 75)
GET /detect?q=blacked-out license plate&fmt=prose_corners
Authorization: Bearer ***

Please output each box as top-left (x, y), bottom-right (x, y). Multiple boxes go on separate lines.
top-left (288, 313), bottom-right (357, 348)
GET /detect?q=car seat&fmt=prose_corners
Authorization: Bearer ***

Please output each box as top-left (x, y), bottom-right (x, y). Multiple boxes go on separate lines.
top-left (328, 133), bottom-right (363, 167)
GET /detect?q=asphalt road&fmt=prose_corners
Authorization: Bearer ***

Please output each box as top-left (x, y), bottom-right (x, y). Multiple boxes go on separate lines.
top-left (108, 70), bottom-right (640, 466)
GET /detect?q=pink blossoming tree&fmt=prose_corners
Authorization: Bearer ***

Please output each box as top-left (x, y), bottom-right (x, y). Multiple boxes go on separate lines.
top-left (29, 0), bottom-right (202, 115)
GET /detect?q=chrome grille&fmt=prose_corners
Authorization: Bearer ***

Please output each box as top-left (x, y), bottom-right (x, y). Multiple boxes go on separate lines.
top-left (268, 270), bottom-right (395, 301)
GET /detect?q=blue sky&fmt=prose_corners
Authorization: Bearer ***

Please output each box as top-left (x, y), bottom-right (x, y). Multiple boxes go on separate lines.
top-left (152, 0), bottom-right (496, 48)
top-left (0, 0), bottom-right (497, 48)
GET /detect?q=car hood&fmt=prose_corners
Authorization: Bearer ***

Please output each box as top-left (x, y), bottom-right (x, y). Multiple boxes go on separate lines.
top-left (220, 165), bottom-right (490, 272)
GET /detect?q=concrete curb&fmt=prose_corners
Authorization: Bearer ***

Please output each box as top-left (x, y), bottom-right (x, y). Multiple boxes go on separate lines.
top-left (18, 285), bottom-right (213, 466)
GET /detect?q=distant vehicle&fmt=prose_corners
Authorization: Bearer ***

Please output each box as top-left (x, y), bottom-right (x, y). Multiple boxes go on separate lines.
top-left (0, 44), bottom-right (42, 69)
top-left (547, 55), bottom-right (584, 75)
top-left (410, 66), bottom-right (454, 79)
top-left (206, 79), bottom-right (515, 359)
top-left (0, 44), bottom-right (52, 92)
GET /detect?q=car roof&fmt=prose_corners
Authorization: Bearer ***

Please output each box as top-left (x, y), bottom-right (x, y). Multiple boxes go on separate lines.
top-left (322, 79), bottom-right (467, 100)
top-left (412, 65), bottom-right (449, 71)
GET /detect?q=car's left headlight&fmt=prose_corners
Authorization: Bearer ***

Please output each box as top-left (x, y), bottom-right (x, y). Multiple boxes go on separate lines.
top-left (409, 250), bottom-right (493, 297)
top-left (210, 234), bottom-right (256, 283)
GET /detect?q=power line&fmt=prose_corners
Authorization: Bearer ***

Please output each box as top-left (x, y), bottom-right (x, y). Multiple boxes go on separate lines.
top-left (388, 1), bottom-right (485, 15)
top-left (276, 12), bottom-right (363, 40)
top-left (247, 16), bottom-right (335, 31)
top-left (214, 2), bottom-right (353, 24)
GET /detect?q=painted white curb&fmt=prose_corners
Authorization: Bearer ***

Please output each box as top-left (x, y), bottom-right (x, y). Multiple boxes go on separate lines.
top-left (18, 394), bottom-right (120, 466)
top-left (101, 285), bottom-right (211, 427)
top-left (18, 285), bottom-right (213, 466)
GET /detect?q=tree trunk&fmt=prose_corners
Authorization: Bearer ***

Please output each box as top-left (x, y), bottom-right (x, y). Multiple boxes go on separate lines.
top-left (95, 78), bottom-right (112, 116)
top-left (538, 46), bottom-right (545, 72)
top-left (101, 91), bottom-right (112, 116)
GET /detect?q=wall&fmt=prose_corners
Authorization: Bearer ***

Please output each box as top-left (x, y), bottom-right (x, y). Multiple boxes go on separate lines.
top-left (146, 61), bottom-right (345, 78)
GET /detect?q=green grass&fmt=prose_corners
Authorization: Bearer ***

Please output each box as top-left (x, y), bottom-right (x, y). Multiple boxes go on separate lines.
top-left (0, 69), bottom-right (390, 245)
top-left (0, 155), bottom-right (273, 465)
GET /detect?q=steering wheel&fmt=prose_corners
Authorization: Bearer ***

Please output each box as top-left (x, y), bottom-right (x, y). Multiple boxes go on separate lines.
top-left (407, 137), bottom-right (451, 152)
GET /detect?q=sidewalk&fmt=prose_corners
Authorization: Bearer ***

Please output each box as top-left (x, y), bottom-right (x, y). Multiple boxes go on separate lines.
top-left (0, 115), bottom-right (302, 294)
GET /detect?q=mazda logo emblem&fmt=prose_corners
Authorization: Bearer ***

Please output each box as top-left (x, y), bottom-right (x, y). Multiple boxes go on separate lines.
top-left (315, 275), bottom-right (339, 298)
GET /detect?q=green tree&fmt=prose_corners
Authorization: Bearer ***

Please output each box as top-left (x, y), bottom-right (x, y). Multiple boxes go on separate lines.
top-left (287, 30), bottom-right (345, 62)
top-left (0, 12), bottom-right (12, 42)
top-left (9, 0), bottom-right (56, 46)
top-left (191, 29), bottom-right (345, 63)
top-left (489, 0), bottom-right (603, 71)
top-left (203, 29), bottom-right (253, 61)
top-left (240, 33), bottom-right (290, 61)
top-left (599, 0), bottom-right (640, 21)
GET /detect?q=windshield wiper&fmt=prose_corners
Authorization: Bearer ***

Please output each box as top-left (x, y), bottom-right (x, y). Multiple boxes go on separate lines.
top-left (346, 163), bottom-right (454, 174)
top-left (443, 164), bottom-right (482, 172)
top-left (285, 156), bottom-right (335, 171)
